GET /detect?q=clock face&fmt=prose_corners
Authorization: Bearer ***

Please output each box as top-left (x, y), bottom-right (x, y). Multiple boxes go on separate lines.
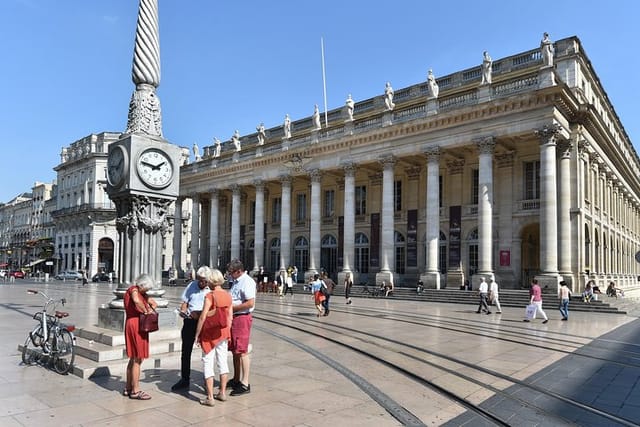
top-left (136, 148), bottom-right (173, 189)
top-left (107, 145), bottom-right (127, 187)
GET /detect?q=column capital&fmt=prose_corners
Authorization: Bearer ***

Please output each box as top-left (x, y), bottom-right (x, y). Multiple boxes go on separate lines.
top-left (230, 184), bottom-right (241, 195)
top-left (475, 136), bottom-right (495, 154)
top-left (253, 179), bottom-right (265, 191)
top-left (190, 193), bottom-right (200, 201)
top-left (424, 146), bottom-right (440, 161)
top-left (279, 175), bottom-right (293, 186)
top-left (558, 140), bottom-right (573, 159)
top-left (208, 188), bottom-right (219, 198)
top-left (378, 154), bottom-right (396, 169)
top-left (342, 162), bottom-right (357, 177)
top-left (534, 123), bottom-right (562, 145)
top-left (309, 169), bottom-right (322, 183)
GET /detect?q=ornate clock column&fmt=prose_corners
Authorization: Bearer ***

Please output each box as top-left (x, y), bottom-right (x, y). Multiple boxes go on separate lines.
top-left (101, 0), bottom-right (182, 329)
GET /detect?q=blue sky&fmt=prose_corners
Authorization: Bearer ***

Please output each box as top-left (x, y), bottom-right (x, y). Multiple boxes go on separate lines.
top-left (1, 1), bottom-right (638, 202)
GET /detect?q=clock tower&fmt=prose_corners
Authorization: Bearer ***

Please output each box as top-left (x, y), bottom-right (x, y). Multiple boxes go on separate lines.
top-left (102, 0), bottom-right (181, 326)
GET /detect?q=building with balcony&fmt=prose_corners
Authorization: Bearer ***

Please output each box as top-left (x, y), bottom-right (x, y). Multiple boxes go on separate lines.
top-left (178, 35), bottom-right (640, 295)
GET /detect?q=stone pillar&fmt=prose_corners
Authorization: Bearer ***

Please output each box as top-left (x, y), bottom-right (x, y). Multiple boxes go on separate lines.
top-left (535, 124), bottom-right (561, 289)
top-left (376, 156), bottom-right (395, 286)
top-left (474, 137), bottom-right (495, 285)
top-left (172, 197), bottom-right (183, 272)
top-left (208, 189), bottom-right (219, 268)
top-left (339, 163), bottom-right (356, 285)
top-left (558, 141), bottom-right (573, 286)
top-left (421, 148), bottom-right (441, 289)
top-left (253, 180), bottom-right (265, 273)
top-left (190, 193), bottom-right (200, 268)
top-left (280, 176), bottom-right (292, 271)
top-left (230, 185), bottom-right (241, 261)
top-left (308, 170), bottom-right (322, 276)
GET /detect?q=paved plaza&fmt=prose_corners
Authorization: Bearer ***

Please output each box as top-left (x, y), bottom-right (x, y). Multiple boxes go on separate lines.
top-left (1, 280), bottom-right (639, 426)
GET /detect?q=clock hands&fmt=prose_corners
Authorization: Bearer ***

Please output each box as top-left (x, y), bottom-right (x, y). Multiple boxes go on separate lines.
top-left (141, 160), bottom-right (167, 171)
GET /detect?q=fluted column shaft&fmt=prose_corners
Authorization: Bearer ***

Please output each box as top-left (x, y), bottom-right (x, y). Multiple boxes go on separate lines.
top-left (231, 185), bottom-right (241, 261)
top-left (342, 165), bottom-right (356, 273)
top-left (477, 138), bottom-right (494, 276)
top-left (253, 181), bottom-right (265, 271)
top-left (208, 190), bottom-right (219, 268)
top-left (172, 197), bottom-right (183, 271)
top-left (558, 143), bottom-right (572, 274)
top-left (280, 177), bottom-right (292, 270)
top-left (537, 126), bottom-right (560, 275)
top-left (380, 157), bottom-right (395, 272)
top-left (425, 149), bottom-right (440, 273)
top-left (190, 194), bottom-right (201, 268)
top-left (309, 170), bottom-right (322, 272)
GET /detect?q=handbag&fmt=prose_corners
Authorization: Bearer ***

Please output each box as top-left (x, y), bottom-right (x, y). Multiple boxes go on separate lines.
top-left (204, 294), bottom-right (228, 329)
top-left (139, 311), bottom-right (159, 333)
top-left (525, 304), bottom-right (537, 320)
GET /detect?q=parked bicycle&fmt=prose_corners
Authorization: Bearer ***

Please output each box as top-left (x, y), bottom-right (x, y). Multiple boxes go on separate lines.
top-left (21, 289), bottom-right (76, 374)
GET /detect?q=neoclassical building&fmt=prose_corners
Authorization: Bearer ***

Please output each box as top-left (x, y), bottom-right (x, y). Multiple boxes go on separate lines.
top-left (178, 35), bottom-right (640, 294)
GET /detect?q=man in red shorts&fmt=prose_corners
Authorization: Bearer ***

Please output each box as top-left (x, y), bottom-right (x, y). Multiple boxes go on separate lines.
top-left (226, 259), bottom-right (256, 396)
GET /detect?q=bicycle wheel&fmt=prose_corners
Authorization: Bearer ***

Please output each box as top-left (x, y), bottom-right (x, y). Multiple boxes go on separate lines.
top-left (51, 329), bottom-right (75, 375)
top-left (22, 326), bottom-right (42, 365)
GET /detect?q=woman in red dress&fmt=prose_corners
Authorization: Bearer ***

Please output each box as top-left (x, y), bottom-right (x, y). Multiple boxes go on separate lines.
top-left (123, 274), bottom-right (157, 400)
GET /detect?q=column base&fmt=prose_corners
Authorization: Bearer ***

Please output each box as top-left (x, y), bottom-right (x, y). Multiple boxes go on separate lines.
top-left (419, 271), bottom-right (441, 289)
top-left (446, 270), bottom-right (465, 289)
top-left (305, 269), bottom-right (320, 283)
top-left (375, 271), bottom-right (395, 287)
top-left (534, 274), bottom-right (560, 292)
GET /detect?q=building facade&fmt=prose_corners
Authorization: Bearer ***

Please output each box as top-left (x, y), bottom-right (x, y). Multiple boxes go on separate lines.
top-left (178, 35), bottom-right (640, 294)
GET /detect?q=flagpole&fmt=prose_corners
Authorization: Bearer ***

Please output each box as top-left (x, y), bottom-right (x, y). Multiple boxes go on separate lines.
top-left (321, 37), bottom-right (328, 128)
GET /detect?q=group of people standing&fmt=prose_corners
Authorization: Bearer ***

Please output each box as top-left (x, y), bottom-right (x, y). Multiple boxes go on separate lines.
top-left (123, 258), bottom-right (255, 405)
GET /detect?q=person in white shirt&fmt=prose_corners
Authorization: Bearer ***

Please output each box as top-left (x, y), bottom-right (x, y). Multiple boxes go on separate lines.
top-left (489, 278), bottom-right (501, 314)
top-left (476, 277), bottom-right (491, 314)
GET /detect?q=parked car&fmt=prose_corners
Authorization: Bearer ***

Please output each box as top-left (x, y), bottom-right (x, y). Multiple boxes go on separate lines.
top-left (9, 270), bottom-right (25, 279)
top-left (91, 272), bottom-right (117, 283)
top-left (55, 271), bottom-right (83, 281)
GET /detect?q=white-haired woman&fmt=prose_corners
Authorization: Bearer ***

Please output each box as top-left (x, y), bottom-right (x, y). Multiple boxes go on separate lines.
top-left (124, 274), bottom-right (157, 400)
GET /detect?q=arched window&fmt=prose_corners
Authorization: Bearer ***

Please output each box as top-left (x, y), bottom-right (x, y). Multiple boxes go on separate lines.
top-left (355, 232), bottom-right (369, 274)
top-left (293, 236), bottom-right (309, 276)
top-left (321, 234), bottom-right (338, 277)
top-left (269, 238), bottom-right (280, 274)
top-left (395, 231), bottom-right (405, 274)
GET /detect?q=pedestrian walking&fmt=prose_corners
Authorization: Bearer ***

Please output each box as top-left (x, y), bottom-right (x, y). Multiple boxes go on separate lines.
top-left (524, 278), bottom-right (548, 323)
top-left (172, 266), bottom-right (211, 391)
top-left (558, 280), bottom-right (571, 320)
top-left (344, 272), bottom-right (353, 304)
top-left (226, 259), bottom-right (256, 396)
top-left (310, 273), bottom-right (326, 317)
top-left (488, 277), bottom-right (501, 314)
top-left (476, 277), bottom-right (491, 314)
top-left (284, 272), bottom-right (294, 296)
top-left (81, 270), bottom-right (88, 286)
top-left (321, 272), bottom-right (336, 316)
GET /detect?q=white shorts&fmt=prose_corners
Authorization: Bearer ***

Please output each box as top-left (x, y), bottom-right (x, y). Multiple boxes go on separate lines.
top-left (202, 339), bottom-right (229, 379)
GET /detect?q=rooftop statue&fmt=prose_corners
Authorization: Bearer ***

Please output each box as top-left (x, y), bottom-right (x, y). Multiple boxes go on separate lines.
top-left (231, 130), bottom-right (241, 152)
top-left (312, 104), bottom-right (321, 130)
top-left (345, 94), bottom-right (354, 121)
top-left (384, 82), bottom-right (395, 110)
top-left (427, 69), bottom-right (439, 99)
top-left (193, 142), bottom-right (201, 161)
top-left (213, 138), bottom-right (221, 158)
top-left (481, 51), bottom-right (492, 85)
top-left (540, 32), bottom-right (554, 67)
top-left (284, 114), bottom-right (292, 138)
top-left (256, 123), bottom-right (266, 145)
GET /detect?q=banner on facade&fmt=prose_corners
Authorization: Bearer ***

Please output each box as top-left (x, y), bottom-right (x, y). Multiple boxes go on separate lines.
top-left (500, 250), bottom-right (511, 266)
top-left (448, 206), bottom-right (461, 268)
top-left (407, 209), bottom-right (418, 267)
top-left (370, 213), bottom-right (380, 268)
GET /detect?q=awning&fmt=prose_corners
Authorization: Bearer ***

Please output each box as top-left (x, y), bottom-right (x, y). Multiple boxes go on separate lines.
top-left (25, 259), bottom-right (47, 267)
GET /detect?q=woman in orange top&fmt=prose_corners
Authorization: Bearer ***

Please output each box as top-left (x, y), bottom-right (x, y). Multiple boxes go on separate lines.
top-left (123, 274), bottom-right (157, 400)
top-left (195, 268), bottom-right (233, 405)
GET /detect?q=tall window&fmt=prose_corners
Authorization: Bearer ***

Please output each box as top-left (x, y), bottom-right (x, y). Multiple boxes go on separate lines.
top-left (250, 201), bottom-right (256, 225)
top-left (468, 228), bottom-right (479, 277)
top-left (323, 189), bottom-right (335, 217)
top-left (524, 161), bottom-right (541, 199)
top-left (271, 197), bottom-right (281, 225)
top-left (293, 236), bottom-right (309, 274)
top-left (269, 238), bottom-right (280, 273)
top-left (354, 232), bottom-right (369, 274)
top-left (321, 234), bottom-right (338, 277)
top-left (395, 231), bottom-right (405, 274)
top-left (394, 180), bottom-right (402, 212)
top-left (296, 193), bottom-right (307, 222)
top-left (471, 169), bottom-right (479, 204)
top-left (355, 185), bottom-right (367, 215)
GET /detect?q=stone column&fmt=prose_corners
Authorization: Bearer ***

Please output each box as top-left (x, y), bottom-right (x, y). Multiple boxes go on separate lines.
top-left (420, 148), bottom-right (441, 289)
top-left (339, 163), bottom-right (356, 285)
top-left (558, 141), bottom-right (573, 285)
top-left (475, 137), bottom-right (495, 284)
top-left (376, 156), bottom-right (396, 285)
top-left (253, 180), bottom-right (265, 272)
top-left (230, 185), bottom-right (241, 261)
top-left (308, 170), bottom-right (322, 276)
top-left (535, 124), bottom-right (561, 288)
top-left (172, 197), bottom-right (183, 272)
top-left (190, 193), bottom-right (200, 268)
top-left (208, 189), bottom-right (219, 268)
top-left (280, 176), bottom-right (292, 271)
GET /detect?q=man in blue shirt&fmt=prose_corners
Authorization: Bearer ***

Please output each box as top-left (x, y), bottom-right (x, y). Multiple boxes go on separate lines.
top-left (171, 266), bottom-right (211, 391)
